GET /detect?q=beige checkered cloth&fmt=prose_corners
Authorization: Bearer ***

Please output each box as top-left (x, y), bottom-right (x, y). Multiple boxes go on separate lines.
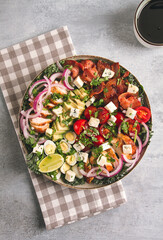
top-left (0, 26), bottom-right (127, 230)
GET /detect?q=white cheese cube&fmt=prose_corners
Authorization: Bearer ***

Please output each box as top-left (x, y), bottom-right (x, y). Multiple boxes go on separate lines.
top-left (65, 170), bottom-right (76, 182)
top-left (78, 152), bottom-right (89, 163)
top-left (105, 101), bottom-right (117, 113)
top-left (97, 155), bottom-right (107, 167)
top-left (107, 115), bottom-right (117, 126)
top-left (70, 107), bottom-right (80, 118)
top-left (73, 76), bottom-right (84, 89)
top-left (85, 96), bottom-right (96, 107)
top-left (52, 106), bottom-right (63, 116)
top-left (45, 128), bottom-right (53, 138)
top-left (101, 142), bottom-right (111, 151)
top-left (123, 144), bottom-right (132, 154)
top-left (127, 84), bottom-right (139, 94)
top-left (73, 142), bottom-right (85, 152)
top-left (102, 68), bottom-right (115, 78)
top-left (60, 163), bottom-right (70, 174)
top-left (126, 107), bottom-right (137, 119)
top-left (88, 117), bottom-right (100, 128)
top-left (33, 144), bottom-right (43, 154)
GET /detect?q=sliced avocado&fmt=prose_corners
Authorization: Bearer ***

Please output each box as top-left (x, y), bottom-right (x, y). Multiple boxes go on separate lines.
top-left (68, 98), bottom-right (78, 108)
top-left (79, 88), bottom-right (88, 100)
top-left (63, 102), bottom-right (72, 111)
top-left (52, 134), bottom-right (62, 141)
top-left (73, 98), bottom-right (85, 108)
top-left (69, 91), bottom-right (75, 97)
top-left (55, 120), bottom-right (69, 132)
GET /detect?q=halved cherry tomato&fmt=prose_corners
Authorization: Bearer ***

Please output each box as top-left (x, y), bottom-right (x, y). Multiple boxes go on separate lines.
top-left (99, 124), bottom-right (112, 139)
top-left (97, 107), bottom-right (110, 124)
top-left (126, 119), bottom-right (140, 134)
top-left (114, 112), bottom-right (125, 126)
top-left (93, 135), bottom-right (105, 146)
top-left (73, 119), bottom-right (87, 135)
top-left (135, 106), bottom-right (151, 123)
top-left (84, 106), bottom-right (97, 120)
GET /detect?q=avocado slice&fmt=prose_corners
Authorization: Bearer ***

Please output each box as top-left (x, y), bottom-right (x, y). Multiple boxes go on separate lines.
top-left (52, 134), bottom-right (62, 141)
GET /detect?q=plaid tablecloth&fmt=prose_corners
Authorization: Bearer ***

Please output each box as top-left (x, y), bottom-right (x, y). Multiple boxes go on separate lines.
top-left (0, 26), bottom-right (127, 230)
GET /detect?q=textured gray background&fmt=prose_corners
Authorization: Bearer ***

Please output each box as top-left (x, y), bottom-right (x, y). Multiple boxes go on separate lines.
top-left (0, 0), bottom-right (163, 239)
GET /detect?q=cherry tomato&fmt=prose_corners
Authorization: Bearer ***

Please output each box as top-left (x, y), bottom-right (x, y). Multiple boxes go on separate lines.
top-left (93, 135), bottom-right (105, 146)
top-left (99, 124), bottom-right (112, 139)
top-left (73, 119), bottom-right (87, 135)
top-left (97, 107), bottom-right (110, 124)
top-left (135, 106), bottom-right (151, 123)
top-left (114, 112), bottom-right (125, 126)
top-left (84, 106), bottom-right (97, 120)
top-left (126, 119), bottom-right (140, 134)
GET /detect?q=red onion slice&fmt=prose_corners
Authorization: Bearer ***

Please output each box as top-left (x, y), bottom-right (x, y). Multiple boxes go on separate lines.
top-left (78, 168), bottom-right (87, 177)
top-left (28, 79), bottom-right (47, 98)
top-left (49, 72), bottom-right (62, 82)
top-left (56, 61), bottom-right (64, 72)
top-left (130, 133), bottom-right (142, 154)
top-left (108, 157), bottom-right (123, 177)
top-left (141, 122), bottom-right (150, 147)
top-left (95, 175), bottom-right (104, 180)
top-left (62, 69), bottom-right (74, 90)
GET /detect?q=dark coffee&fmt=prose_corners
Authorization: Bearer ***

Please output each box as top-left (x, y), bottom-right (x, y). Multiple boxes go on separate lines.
top-left (137, 0), bottom-right (163, 44)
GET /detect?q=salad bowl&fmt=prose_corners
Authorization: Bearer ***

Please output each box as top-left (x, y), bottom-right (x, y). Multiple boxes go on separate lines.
top-left (19, 55), bottom-right (152, 190)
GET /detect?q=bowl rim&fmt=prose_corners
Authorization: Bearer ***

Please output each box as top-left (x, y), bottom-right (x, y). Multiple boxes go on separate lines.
top-left (19, 54), bottom-right (152, 190)
top-left (134, 0), bottom-right (163, 47)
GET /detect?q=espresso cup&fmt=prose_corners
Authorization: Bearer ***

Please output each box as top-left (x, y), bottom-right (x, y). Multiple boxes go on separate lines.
top-left (134, 0), bottom-right (163, 48)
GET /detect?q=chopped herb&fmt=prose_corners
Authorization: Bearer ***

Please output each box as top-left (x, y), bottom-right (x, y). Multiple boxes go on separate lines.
top-left (93, 99), bottom-right (104, 107)
top-left (121, 121), bottom-right (129, 134)
top-left (103, 87), bottom-right (108, 93)
top-left (83, 95), bottom-right (89, 102)
top-left (51, 92), bottom-right (63, 100)
top-left (88, 110), bottom-right (92, 115)
top-left (94, 72), bottom-right (98, 76)
top-left (96, 167), bottom-right (102, 175)
top-left (117, 78), bottom-right (121, 85)
top-left (115, 141), bottom-right (119, 148)
top-left (94, 111), bottom-right (99, 118)
top-left (134, 130), bottom-right (137, 143)
top-left (32, 88), bottom-right (38, 97)
top-left (63, 65), bottom-right (73, 70)
top-left (43, 99), bottom-right (50, 106)
top-left (62, 117), bottom-right (73, 126)
top-left (92, 146), bottom-right (103, 158)
top-left (90, 77), bottom-right (109, 87)
top-left (46, 115), bottom-right (53, 119)
top-left (78, 161), bottom-right (84, 169)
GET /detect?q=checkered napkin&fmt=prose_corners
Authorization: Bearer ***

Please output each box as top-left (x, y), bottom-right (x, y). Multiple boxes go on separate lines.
top-left (0, 26), bottom-right (127, 230)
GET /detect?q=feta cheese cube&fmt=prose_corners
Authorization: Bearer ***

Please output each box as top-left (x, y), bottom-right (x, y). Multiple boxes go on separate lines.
top-left (70, 107), bottom-right (80, 118)
top-left (126, 107), bottom-right (137, 119)
top-left (127, 84), bottom-right (139, 94)
top-left (123, 144), bottom-right (132, 154)
top-left (107, 115), bottom-right (117, 126)
top-left (78, 152), bottom-right (89, 163)
top-left (65, 170), bottom-right (76, 182)
top-left (45, 128), bottom-right (53, 138)
top-left (105, 101), bottom-right (117, 113)
top-left (33, 144), bottom-right (43, 154)
top-left (52, 106), bottom-right (63, 116)
top-left (85, 96), bottom-right (96, 107)
top-left (97, 155), bottom-right (107, 167)
top-left (88, 117), bottom-right (100, 128)
top-left (73, 142), bottom-right (85, 152)
top-left (102, 68), bottom-right (115, 78)
top-left (101, 142), bottom-right (111, 151)
top-left (73, 76), bottom-right (84, 89)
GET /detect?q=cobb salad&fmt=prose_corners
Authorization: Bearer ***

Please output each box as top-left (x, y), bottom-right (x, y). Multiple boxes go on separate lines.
top-left (20, 57), bottom-right (152, 186)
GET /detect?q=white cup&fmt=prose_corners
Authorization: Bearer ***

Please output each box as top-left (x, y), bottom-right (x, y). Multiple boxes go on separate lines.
top-left (133, 0), bottom-right (163, 48)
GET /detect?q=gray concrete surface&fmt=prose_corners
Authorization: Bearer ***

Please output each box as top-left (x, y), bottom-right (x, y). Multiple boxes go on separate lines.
top-left (0, 0), bottom-right (163, 239)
